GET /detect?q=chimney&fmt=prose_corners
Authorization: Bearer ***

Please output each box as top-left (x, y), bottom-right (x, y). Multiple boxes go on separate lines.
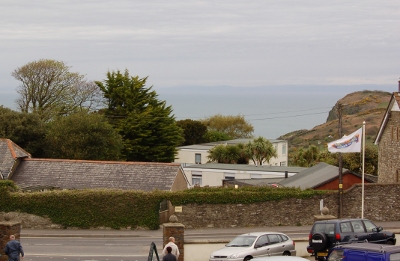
top-left (398, 79), bottom-right (400, 92)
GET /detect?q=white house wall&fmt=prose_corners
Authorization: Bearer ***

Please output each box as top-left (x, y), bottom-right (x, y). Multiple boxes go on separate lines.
top-left (175, 140), bottom-right (288, 166)
top-left (175, 149), bottom-right (209, 165)
top-left (184, 168), bottom-right (296, 187)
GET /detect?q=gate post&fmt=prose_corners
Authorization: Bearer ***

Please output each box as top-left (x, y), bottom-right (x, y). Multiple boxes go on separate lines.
top-left (0, 214), bottom-right (21, 261)
top-left (163, 214), bottom-right (184, 261)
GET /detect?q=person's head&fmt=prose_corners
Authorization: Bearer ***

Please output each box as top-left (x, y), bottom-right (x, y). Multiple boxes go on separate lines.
top-left (9, 235), bottom-right (15, 240)
top-left (166, 246), bottom-right (172, 254)
top-left (169, 237), bottom-right (175, 243)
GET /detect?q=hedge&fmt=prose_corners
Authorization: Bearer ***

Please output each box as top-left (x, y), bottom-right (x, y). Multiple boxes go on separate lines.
top-left (0, 181), bottom-right (328, 230)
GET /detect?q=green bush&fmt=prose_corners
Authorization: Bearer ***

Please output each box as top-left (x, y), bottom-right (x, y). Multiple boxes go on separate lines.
top-left (0, 181), bottom-right (327, 230)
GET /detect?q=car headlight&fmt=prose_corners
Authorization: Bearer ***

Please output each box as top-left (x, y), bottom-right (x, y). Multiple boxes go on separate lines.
top-left (228, 253), bottom-right (239, 259)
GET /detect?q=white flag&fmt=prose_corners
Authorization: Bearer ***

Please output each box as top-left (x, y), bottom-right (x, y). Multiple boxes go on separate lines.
top-left (327, 128), bottom-right (362, 153)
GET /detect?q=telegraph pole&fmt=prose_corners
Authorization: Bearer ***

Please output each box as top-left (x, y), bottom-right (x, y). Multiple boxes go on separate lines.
top-left (337, 102), bottom-right (343, 218)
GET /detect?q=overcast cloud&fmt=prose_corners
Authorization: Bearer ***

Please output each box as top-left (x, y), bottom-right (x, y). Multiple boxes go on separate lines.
top-left (2, 0), bottom-right (400, 138)
top-left (1, 1), bottom-right (400, 107)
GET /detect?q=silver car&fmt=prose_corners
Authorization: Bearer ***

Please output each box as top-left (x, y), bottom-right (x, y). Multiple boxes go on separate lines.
top-left (209, 232), bottom-right (297, 261)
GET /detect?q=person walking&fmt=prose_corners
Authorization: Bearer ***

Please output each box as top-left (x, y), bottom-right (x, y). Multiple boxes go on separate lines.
top-left (162, 236), bottom-right (180, 259)
top-left (162, 246), bottom-right (177, 261)
top-left (4, 235), bottom-right (24, 261)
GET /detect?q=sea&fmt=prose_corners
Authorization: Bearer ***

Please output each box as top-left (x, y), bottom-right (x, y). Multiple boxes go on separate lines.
top-left (156, 84), bottom-right (396, 139)
top-left (0, 84), bottom-right (396, 139)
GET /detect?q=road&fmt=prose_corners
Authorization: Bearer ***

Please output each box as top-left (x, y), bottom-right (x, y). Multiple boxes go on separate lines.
top-left (19, 229), bottom-right (313, 261)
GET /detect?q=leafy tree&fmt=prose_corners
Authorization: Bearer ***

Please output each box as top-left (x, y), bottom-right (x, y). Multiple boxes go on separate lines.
top-left (244, 137), bottom-right (277, 166)
top-left (12, 59), bottom-right (103, 120)
top-left (342, 145), bottom-right (378, 175)
top-left (292, 145), bottom-right (320, 167)
top-left (203, 130), bottom-right (232, 142)
top-left (201, 114), bottom-right (254, 139)
top-left (308, 145), bottom-right (378, 175)
top-left (44, 112), bottom-right (123, 160)
top-left (96, 70), bottom-right (184, 162)
top-left (176, 119), bottom-right (207, 145)
top-left (0, 106), bottom-right (46, 157)
top-left (207, 143), bottom-right (248, 164)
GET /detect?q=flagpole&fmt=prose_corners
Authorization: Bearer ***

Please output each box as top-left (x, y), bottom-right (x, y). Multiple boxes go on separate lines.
top-left (361, 121), bottom-right (366, 218)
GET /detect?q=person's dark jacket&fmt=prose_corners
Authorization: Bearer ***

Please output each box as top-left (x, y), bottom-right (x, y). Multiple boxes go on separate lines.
top-left (4, 239), bottom-right (24, 261)
top-left (162, 253), bottom-right (177, 261)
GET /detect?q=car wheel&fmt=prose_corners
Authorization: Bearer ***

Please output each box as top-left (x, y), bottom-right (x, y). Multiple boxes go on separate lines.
top-left (282, 251), bottom-right (291, 256)
top-left (243, 257), bottom-right (252, 261)
top-left (311, 232), bottom-right (328, 252)
top-left (386, 240), bottom-right (395, 245)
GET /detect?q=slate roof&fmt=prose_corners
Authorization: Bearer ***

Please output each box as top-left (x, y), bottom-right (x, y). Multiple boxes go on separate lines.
top-left (278, 162), bottom-right (375, 189)
top-left (11, 158), bottom-right (184, 191)
top-left (0, 139), bottom-right (31, 179)
top-left (375, 92), bottom-right (400, 144)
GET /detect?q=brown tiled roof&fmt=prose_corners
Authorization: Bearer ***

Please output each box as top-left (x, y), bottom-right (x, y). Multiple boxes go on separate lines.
top-left (0, 139), bottom-right (31, 179)
top-left (11, 158), bottom-right (183, 191)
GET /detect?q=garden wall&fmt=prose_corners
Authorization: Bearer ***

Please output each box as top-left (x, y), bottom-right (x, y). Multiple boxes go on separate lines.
top-left (174, 183), bottom-right (400, 228)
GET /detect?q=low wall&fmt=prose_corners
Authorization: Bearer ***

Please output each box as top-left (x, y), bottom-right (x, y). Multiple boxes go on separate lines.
top-left (174, 184), bottom-right (400, 229)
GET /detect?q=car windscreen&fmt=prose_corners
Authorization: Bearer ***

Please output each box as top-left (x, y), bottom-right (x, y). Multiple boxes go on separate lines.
top-left (226, 235), bottom-right (257, 247)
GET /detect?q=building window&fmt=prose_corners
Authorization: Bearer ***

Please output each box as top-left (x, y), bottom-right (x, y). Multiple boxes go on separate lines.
top-left (280, 161), bottom-right (286, 166)
top-left (224, 173), bottom-right (235, 180)
top-left (192, 174), bottom-right (202, 186)
top-left (195, 153), bottom-right (201, 164)
top-left (282, 144), bottom-right (286, 155)
top-left (392, 127), bottom-right (399, 141)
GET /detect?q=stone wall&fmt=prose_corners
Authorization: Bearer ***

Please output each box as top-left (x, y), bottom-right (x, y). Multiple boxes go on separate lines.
top-left (174, 183), bottom-right (400, 228)
top-left (2, 183), bottom-right (400, 229)
top-left (377, 111), bottom-right (400, 183)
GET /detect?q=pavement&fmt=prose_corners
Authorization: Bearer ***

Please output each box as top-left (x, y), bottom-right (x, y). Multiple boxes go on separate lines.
top-left (20, 220), bottom-right (400, 240)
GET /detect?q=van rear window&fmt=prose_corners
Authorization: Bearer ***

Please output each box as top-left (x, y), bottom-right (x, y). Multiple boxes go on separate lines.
top-left (314, 223), bottom-right (335, 235)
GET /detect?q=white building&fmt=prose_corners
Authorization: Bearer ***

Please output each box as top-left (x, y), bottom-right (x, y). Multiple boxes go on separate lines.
top-left (175, 138), bottom-right (288, 166)
top-left (183, 163), bottom-right (306, 187)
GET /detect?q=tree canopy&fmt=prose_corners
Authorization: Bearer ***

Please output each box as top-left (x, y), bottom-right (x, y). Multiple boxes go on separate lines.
top-left (244, 137), bottom-right (277, 166)
top-left (12, 59), bottom-right (103, 120)
top-left (0, 106), bottom-right (46, 157)
top-left (96, 70), bottom-right (183, 162)
top-left (201, 114), bottom-right (254, 139)
top-left (176, 119), bottom-right (207, 145)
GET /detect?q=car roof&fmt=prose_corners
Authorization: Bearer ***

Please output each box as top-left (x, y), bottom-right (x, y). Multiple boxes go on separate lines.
top-left (334, 243), bottom-right (400, 253)
top-left (314, 218), bottom-right (371, 223)
top-left (237, 232), bottom-right (287, 237)
top-left (252, 256), bottom-right (308, 261)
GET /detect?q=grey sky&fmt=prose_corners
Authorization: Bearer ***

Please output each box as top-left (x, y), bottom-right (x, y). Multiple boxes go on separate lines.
top-left (1, 1), bottom-right (399, 138)
top-left (2, 0), bottom-right (399, 90)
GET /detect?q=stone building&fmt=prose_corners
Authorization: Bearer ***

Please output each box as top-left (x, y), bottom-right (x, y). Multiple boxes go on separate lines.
top-left (374, 90), bottom-right (400, 183)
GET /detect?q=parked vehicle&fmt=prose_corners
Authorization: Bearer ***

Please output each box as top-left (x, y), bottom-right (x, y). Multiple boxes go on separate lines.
top-left (307, 218), bottom-right (396, 261)
top-left (209, 232), bottom-right (296, 261)
top-left (327, 242), bottom-right (400, 261)
top-left (252, 257), bottom-right (309, 261)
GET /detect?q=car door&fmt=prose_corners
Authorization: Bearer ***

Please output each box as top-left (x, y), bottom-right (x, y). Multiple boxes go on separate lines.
top-left (253, 235), bottom-right (270, 258)
top-left (363, 220), bottom-right (386, 244)
top-left (351, 220), bottom-right (369, 242)
top-left (266, 234), bottom-right (283, 256)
